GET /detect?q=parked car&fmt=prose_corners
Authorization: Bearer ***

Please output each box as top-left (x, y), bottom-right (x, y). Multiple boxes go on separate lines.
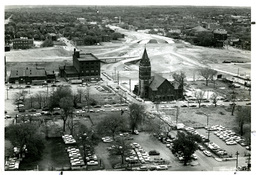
top-left (203, 150), bottom-right (212, 157)
top-left (28, 108), bottom-right (36, 112)
top-left (5, 115), bottom-right (11, 119)
top-left (18, 108), bottom-right (25, 112)
top-left (156, 165), bottom-right (168, 170)
top-left (134, 130), bottom-right (139, 135)
top-left (149, 150), bottom-right (160, 156)
top-left (191, 154), bottom-right (198, 160)
top-left (226, 141), bottom-right (237, 145)
top-left (102, 136), bottom-right (113, 143)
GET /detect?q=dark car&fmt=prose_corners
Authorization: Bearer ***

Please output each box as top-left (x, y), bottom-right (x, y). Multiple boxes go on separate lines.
top-left (28, 108), bottom-right (36, 112)
top-left (53, 111), bottom-right (61, 115)
top-left (18, 108), bottom-right (25, 112)
top-left (181, 105), bottom-right (187, 108)
top-left (149, 150), bottom-right (160, 156)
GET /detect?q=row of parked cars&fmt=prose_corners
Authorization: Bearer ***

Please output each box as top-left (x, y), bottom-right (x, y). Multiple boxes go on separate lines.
top-left (212, 126), bottom-right (247, 146)
top-left (126, 142), bottom-right (168, 171)
top-left (184, 126), bottom-right (230, 158)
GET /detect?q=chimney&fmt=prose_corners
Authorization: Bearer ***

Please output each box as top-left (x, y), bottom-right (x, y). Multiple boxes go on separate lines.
top-left (75, 50), bottom-right (80, 58)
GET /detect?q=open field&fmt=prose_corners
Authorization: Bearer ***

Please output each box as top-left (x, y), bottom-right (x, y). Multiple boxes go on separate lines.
top-left (5, 26), bottom-right (250, 82)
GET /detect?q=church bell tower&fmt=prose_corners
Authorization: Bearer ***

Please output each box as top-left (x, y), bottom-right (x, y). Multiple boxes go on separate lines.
top-left (138, 48), bottom-right (151, 98)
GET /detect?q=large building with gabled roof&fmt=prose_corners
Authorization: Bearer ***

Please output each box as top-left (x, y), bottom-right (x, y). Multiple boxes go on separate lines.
top-left (136, 48), bottom-right (183, 102)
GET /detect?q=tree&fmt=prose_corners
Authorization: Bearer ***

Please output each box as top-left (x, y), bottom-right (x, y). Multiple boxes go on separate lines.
top-left (5, 123), bottom-right (45, 161)
top-left (128, 103), bottom-right (145, 134)
top-left (59, 96), bottom-right (74, 133)
top-left (41, 38), bottom-right (53, 47)
top-left (35, 91), bottom-right (47, 109)
top-left (210, 92), bottom-right (219, 107)
top-left (49, 86), bottom-right (73, 110)
top-left (172, 71), bottom-right (186, 85)
top-left (172, 71), bottom-right (186, 96)
top-left (96, 113), bottom-right (128, 140)
top-left (76, 88), bottom-right (85, 103)
top-left (172, 131), bottom-right (202, 166)
top-left (235, 106), bottom-right (251, 136)
top-left (199, 68), bottom-right (217, 86)
top-left (230, 89), bottom-right (237, 116)
top-left (194, 90), bottom-right (205, 108)
top-left (108, 136), bottom-right (132, 165)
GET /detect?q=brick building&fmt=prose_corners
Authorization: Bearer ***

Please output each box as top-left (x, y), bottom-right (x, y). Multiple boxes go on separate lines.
top-left (59, 49), bottom-right (101, 82)
top-left (9, 67), bottom-right (55, 84)
top-left (12, 37), bottom-right (34, 49)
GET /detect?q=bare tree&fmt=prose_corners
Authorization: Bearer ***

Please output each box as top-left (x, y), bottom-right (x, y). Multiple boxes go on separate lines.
top-left (194, 90), bottom-right (205, 108)
top-left (173, 71), bottom-right (186, 95)
top-left (84, 86), bottom-right (90, 111)
top-left (77, 88), bottom-right (85, 103)
top-left (199, 68), bottom-right (217, 86)
top-left (210, 92), bottom-right (219, 107)
top-left (108, 136), bottom-right (132, 165)
top-left (35, 91), bottom-right (47, 109)
top-left (27, 94), bottom-right (35, 109)
top-left (59, 97), bottom-right (74, 133)
top-left (173, 71), bottom-right (186, 85)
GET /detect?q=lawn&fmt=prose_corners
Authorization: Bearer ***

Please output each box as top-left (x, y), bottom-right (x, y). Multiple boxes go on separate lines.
top-left (178, 106), bottom-right (236, 130)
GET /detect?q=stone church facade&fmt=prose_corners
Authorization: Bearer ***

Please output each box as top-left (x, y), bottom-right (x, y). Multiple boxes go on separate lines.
top-left (135, 48), bottom-right (183, 102)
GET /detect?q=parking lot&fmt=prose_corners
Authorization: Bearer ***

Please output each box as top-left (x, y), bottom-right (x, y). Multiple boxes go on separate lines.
top-left (196, 129), bottom-right (248, 156)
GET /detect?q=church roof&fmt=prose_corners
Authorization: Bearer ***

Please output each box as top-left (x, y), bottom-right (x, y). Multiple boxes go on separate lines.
top-left (149, 74), bottom-right (167, 91)
top-left (139, 48), bottom-right (151, 66)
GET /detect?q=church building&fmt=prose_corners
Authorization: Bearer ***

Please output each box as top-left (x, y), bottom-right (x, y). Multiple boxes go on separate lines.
top-left (135, 48), bottom-right (183, 102)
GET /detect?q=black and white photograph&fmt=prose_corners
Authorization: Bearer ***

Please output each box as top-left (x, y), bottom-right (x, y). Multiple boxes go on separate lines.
top-left (2, 0), bottom-right (255, 174)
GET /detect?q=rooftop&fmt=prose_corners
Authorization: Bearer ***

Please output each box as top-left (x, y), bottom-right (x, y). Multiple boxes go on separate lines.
top-left (10, 68), bottom-right (46, 78)
top-left (77, 53), bottom-right (99, 61)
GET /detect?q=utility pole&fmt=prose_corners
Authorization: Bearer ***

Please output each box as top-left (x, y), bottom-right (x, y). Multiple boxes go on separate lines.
top-left (117, 71), bottom-right (119, 85)
top-left (247, 153), bottom-right (251, 170)
top-left (176, 106), bottom-right (180, 124)
top-left (236, 151), bottom-right (239, 169)
top-left (129, 79), bottom-right (131, 92)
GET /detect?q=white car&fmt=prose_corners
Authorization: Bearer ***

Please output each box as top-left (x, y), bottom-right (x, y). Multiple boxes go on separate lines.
top-left (192, 154), bottom-right (198, 160)
top-left (87, 160), bottom-right (98, 166)
top-left (226, 141), bottom-right (237, 145)
top-left (156, 165), bottom-right (168, 170)
top-left (203, 150), bottom-right (212, 157)
top-left (102, 136), bottom-right (113, 143)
